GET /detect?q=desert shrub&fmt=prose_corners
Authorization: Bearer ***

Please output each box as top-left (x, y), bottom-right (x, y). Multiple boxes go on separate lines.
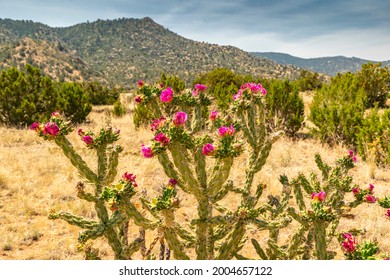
top-left (82, 81), bottom-right (120, 105)
top-left (112, 99), bottom-right (126, 117)
top-left (265, 79), bottom-right (304, 137)
top-left (356, 63), bottom-right (390, 108)
top-left (310, 72), bottom-right (366, 146)
top-left (295, 69), bottom-right (323, 91)
top-left (0, 64), bottom-right (59, 127)
top-left (57, 82), bottom-right (92, 124)
top-left (159, 72), bottom-right (186, 93)
top-left (357, 108), bottom-right (390, 166)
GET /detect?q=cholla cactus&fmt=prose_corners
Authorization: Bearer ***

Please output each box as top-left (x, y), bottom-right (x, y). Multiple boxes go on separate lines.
top-left (31, 112), bottom-right (145, 259)
top-left (134, 81), bottom-right (282, 259)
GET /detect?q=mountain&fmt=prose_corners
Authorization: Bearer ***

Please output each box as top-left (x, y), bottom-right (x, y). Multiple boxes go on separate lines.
top-left (251, 52), bottom-right (390, 76)
top-left (0, 18), bottom-right (303, 87)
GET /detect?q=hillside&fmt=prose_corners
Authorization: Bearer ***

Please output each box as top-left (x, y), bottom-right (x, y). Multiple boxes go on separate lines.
top-left (0, 17), bottom-right (302, 86)
top-left (252, 52), bottom-right (390, 76)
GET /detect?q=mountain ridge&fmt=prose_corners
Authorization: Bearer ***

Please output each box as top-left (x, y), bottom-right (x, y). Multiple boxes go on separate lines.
top-left (251, 51), bottom-right (390, 76)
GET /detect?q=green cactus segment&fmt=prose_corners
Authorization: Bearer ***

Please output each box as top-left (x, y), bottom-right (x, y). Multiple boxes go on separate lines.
top-left (313, 221), bottom-right (327, 260)
top-left (163, 228), bottom-right (190, 260)
top-left (48, 211), bottom-right (99, 229)
top-left (120, 198), bottom-right (157, 230)
top-left (97, 146), bottom-right (108, 183)
top-left (54, 136), bottom-right (98, 183)
top-left (168, 144), bottom-right (201, 196)
top-left (195, 197), bottom-right (212, 260)
top-left (194, 146), bottom-right (207, 188)
top-left (216, 222), bottom-right (246, 260)
top-left (123, 238), bottom-right (143, 258)
top-left (208, 157), bottom-right (233, 197)
top-left (251, 238), bottom-right (268, 259)
top-left (104, 145), bottom-right (122, 185)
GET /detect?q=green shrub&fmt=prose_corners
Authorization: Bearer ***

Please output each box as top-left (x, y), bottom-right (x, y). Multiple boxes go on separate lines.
top-left (0, 64), bottom-right (58, 127)
top-left (295, 69), bottom-right (323, 91)
top-left (112, 99), bottom-right (126, 117)
top-left (57, 82), bottom-right (92, 124)
top-left (83, 81), bottom-right (120, 105)
top-left (310, 72), bottom-right (366, 146)
top-left (265, 79), bottom-right (304, 137)
top-left (356, 63), bottom-right (390, 108)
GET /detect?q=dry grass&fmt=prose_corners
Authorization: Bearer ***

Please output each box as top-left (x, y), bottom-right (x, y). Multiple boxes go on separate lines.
top-left (1, 100), bottom-right (389, 260)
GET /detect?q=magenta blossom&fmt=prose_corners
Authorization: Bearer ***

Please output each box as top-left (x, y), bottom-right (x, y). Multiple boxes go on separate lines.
top-left (78, 128), bottom-right (85, 136)
top-left (141, 144), bottom-right (154, 158)
top-left (348, 149), bottom-right (358, 163)
top-left (202, 143), bottom-right (215, 156)
top-left (218, 124), bottom-right (235, 137)
top-left (209, 111), bottom-right (219, 121)
top-left (386, 210), bottom-right (390, 219)
top-left (160, 87), bottom-right (173, 103)
top-left (137, 80), bottom-right (144, 88)
top-left (341, 233), bottom-right (356, 253)
top-left (42, 122), bottom-right (60, 136)
top-left (233, 90), bottom-right (243, 101)
top-left (168, 178), bottom-right (178, 186)
top-left (352, 187), bottom-right (360, 195)
top-left (173, 111), bottom-right (188, 126)
top-left (82, 135), bottom-right (94, 146)
top-left (365, 195), bottom-right (376, 203)
top-left (194, 83), bottom-right (207, 92)
top-left (30, 122), bottom-right (41, 131)
top-left (134, 95), bottom-right (143, 104)
top-left (154, 132), bottom-right (170, 146)
top-left (150, 116), bottom-right (166, 131)
top-left (311, 191), bottom-right (326, 202)
top-left (368, 184), bottom-right (375, 193)
top-left (122, 172), bottom-right (137, 187)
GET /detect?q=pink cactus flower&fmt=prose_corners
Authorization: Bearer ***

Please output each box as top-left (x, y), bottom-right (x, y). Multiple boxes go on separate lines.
top-left (30, 121), bottom-right (40, 131)
top-left (209, 111), bottom-right (219, 121)
top-left (134, 95), bottom-right (143, 104)
top-left (150, 116), bottom-right (166, 131)
top-left (202, 143), bottom-right (215, 156)
top-left (233, 90), bottom-right (243, 101)
top-left (82, 135), bottom-right (94, 146)
top-left (154, 132), bottom-right (170, 146)
top-left (218, 124), bottom-right (235, 137)
top-left (194, 84), bottom-right (207, 92)
top-left (137, 80), bottom-right (144, 88)
top-left (341, 233), bottom-right (356, 253)
top-left (77, 128), bottom-right (85, 136)
top-left (348, 149), bottom-right (358, 163)
top-left (42, 122), bottom-right (60, 136)
top-left (385, 209), bottom-right (390, 219)
top-left (122, 172), bottom-right (137, 186)
top-left (352, 187), bottom-right (360, 195)
top-left (160, 86), bottom-right (173, 103)
top-left (173, 111), bottom-right (188, 126)
top-left (141, 144), bottom-right (153, 158)
top-left (168, 178), bottom-right (178, 186)
top-left (365, 195), bottom-right (376, 203)
top-left (368, 184), bottom-right (375, 193)
top-left (311, 191), bottom-right (326, 202)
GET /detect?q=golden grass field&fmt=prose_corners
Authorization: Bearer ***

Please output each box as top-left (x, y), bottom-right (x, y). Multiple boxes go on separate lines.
top-left (0, 93), bottom-right (389, 260)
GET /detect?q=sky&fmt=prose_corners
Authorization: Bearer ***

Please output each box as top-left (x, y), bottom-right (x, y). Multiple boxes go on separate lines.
top-left (0, 0), bottom-right (389, 61)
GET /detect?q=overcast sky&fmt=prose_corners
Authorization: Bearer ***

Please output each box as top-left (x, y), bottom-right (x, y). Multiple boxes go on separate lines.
top-left (1, 0), bottom-right (389, 61)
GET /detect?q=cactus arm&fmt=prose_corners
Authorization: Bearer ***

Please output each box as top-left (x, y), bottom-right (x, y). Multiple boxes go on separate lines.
top-left (216, 221), bottom-right (246, 260)
top-left (48, 211), bottom-right (99, 229)
top-left (251, 238), bottom-right (268, 260)
top-left (120, 198), bottom-right (158, 230)
top-left (54, 136), bottom-right (98, 183)
top-left (123, 238), bottom-right (143, 259)
top-left (103, 145), bottom-right (122, 185)
top-left (173, 223), bottom-right (196, 246)
top-left (163, 228), bottom-right (190, 260)
top-left (207, 157), bottom-right (233, 197)
top-left (313, 221), bottom-right (327, 260)
top-left (194, 146), bottom-right (207, 187)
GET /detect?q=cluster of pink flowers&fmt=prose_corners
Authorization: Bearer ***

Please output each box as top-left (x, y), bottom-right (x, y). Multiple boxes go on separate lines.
top-left (192, 83), bottom-right (207, 97)
top-left (30, 121), bottom-right (60, 136)
top-left (141, 144), bottom-right (153, 158)
top-left (311, 191), bottom-right (326, 203)
top-left (122, 172), bottom-right (137, 187)
top-left (160, 86), bottom-right (173, 103)
top-left (348, 149), bottom-right (358, 163)
top-left (172, 111), bottom-right (188, 126)
top-left (233, 82), bottom-right (267, 101)
top-left (154, 132), bottom-right (170, 146)
top-left (386, 209), bottom-right (390, 219)
top-left (150, 116), bottom-right (166, 131)
top-left (202, 143), bottom-right (215, 156)
top-left (218, 124), bottom-right (235, 137)
top-left (353, 184), bottom-right (376, 203)
top-left (341, 233), bottom-right (356, 253)
top-left (209, 111), bottom-right (219, 121)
